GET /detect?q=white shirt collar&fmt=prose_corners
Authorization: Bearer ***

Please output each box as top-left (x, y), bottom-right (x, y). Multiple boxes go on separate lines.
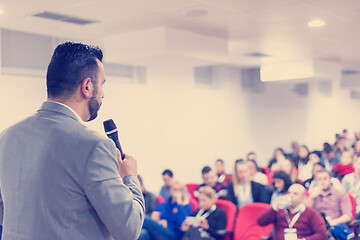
top-left (47, 101), bottom-right (84, 124)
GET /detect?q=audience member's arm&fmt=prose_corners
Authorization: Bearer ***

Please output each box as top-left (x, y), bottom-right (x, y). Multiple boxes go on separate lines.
top-left (257, 208), bottom-right (277, 226)
top-left (151, 211), bottom-right (161, 222)
top-left (307, 187), bottom-right (322, 207)
top-left (175, 203), bottom-right (192, 226)
top-left (306, 209), bottom-right (328, 240)
top-left (328, 193), bottom-right (352, 225)
top-left (207, 210), bottom-right (227, 238)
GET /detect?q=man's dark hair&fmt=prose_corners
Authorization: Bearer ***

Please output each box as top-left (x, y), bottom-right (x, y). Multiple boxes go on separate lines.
top-left (46, 42), bottom-right (103, 98)
top-left (247, 152), bottom-right (256, 157)
top-left (215, 159), bottom-right (224, 164)
top-left (162, 169), bottom-right (173, 177)
top-left (323, 142), bottom-right (333, 154)
top-left (201, 166), bottom-right (212, 175)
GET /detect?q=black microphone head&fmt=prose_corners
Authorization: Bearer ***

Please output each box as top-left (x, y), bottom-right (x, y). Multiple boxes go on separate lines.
top-left (103, 119), bottom-right (117, 135)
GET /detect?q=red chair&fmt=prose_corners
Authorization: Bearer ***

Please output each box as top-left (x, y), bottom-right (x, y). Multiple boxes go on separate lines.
top-left (156, 195), bottom-right (165, 205)
top-left (216, 199), bottom-right (237, 240)
top-left (189, 197), bottom-right (198, 213)
top-left (186, 183), bottom-right (199, 199)
top-left (233, 203), bottom-right (273, 240)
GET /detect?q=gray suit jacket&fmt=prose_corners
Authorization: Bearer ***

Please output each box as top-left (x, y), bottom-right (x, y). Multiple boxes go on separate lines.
top-left (0, 101), bottom-right (145, 240)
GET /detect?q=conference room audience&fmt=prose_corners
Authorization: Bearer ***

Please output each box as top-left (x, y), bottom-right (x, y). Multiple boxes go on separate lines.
top-left (270, 170), bottom-right (292, 205)
top-left (196, 166), bottom-right (227, 199)
top-left (214, 159), bottom-right (232, 186)
top-left (288, 141), bottom-right (299, 161)
top-left (277, 158), bottom-right (299, 183)
top-left (298, 151), bottom-right (321, 182)
top-left (303, 163), bottom-right (344, 192)
top-left (294, 144), bottom-right (310, 169)
top-left (247, 159), bottom-right (268, 185)
top-left (332, 150), bottom-right (354, 180)
top-left (181, 186), bottom-right (226, 240)
top-left (307, 170), bottom-right (352, 227)
top-left (342, 155), bottom-right (360, 219)
top-left (227, 159), bottom-right (271, 208)
top-left (159, 169), bottom-right (174, 201)
top-left (139, 180), bottom-right (192, 240)
top-left (353, 140), bottom-right (360, 156)
top-left (258, 184), bottom-right (327, 240)
top-left (267, 147), bottom-right (286, 171)
top-left (321, 143), bottom-right (341, 171)
top-left (138, 175), bottom-right (157, 216)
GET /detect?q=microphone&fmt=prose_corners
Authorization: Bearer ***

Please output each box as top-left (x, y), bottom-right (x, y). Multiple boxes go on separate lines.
top-left (103, 119), bottom-right (125, 160)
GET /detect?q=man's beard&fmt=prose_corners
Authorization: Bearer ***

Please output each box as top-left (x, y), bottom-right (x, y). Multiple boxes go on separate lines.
top-left (87, 97), bottom-right (101, 122)
top-left (87, 87), bottom-right (101, 122)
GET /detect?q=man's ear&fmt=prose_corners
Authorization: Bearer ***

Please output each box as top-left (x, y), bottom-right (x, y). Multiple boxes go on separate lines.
top-left (81, 78), bottom-right (93, 99)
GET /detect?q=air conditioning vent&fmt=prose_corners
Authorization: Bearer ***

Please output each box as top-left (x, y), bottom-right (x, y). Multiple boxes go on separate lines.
top-left (33, 11), bottom-right (98, 25)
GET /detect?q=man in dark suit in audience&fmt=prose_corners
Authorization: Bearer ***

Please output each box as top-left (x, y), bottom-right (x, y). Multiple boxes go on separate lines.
top-left (226, 159), bottom-right (272, 208)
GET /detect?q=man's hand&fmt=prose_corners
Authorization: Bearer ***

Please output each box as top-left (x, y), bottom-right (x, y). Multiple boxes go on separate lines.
top-left (199, 218), bottom-right (209, 230)
top-left (309, 186), bottom-right (322, 199)
top-left (116, 149), bottom-right (137, 178)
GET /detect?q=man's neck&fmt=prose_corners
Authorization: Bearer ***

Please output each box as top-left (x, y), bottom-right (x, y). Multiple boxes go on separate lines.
top-left (48, 97), bottom-right (87, 122)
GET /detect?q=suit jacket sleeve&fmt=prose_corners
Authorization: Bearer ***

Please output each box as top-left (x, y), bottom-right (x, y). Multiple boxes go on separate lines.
top-left (226, 183), bottom-right (237, 207)
top-left (83, 139), bottom-right (145, 240)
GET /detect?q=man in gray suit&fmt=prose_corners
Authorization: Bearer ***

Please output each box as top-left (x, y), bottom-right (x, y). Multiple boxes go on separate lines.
top-left (0, 42), bottom-right (145, 239)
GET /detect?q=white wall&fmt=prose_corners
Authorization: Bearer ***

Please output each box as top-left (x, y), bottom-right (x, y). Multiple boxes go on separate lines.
top-left (1, 66), bottom-right (360, 194)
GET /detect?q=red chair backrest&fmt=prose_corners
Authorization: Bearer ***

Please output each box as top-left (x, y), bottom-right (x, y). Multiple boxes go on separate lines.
top-left (233, 203), bottom-right (273, 240)
top-left (156, 195), bottom-right (165, 205)
top-left (349, 193), bottom-right (356, 220)
top-left (189, 198), bottom-right (198, 213)
top-left (186, 183), bottom-right (199, 199)
top-left (216, 199), bottom-right (237, 240)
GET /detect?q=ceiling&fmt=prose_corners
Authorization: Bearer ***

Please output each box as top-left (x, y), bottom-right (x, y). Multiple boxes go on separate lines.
top-left (0, 0), bottom-right (360, 73)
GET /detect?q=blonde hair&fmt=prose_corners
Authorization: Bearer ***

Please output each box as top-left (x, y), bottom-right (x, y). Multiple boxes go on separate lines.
top-left (198, 186), bottom-right (217, 200)
top-left (232, 159), bottom-right (248, 197)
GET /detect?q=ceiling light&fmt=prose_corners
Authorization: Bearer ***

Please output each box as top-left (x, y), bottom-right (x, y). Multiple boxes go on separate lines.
top-left (307, 19), bottom-right (325, 28)
top-left (0, 8), bottom-right (4, 15)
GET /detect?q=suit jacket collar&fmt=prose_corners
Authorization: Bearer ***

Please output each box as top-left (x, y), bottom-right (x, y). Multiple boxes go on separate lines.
top-left (38, 101), bottom-right (81, 122)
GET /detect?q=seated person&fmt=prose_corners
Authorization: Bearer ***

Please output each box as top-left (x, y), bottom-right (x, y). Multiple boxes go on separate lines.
top-left (138, 175), bottom-right (157, 216)
top-left (298, 151), bottom-right (321, 182)
top-left (307, 170), bottom-right (352, 226)
top-left (226, 159), bottom-right (271, 208)
top-left (139, 180), bottom-right (192, 240)
top-left (342, 156), bottom-right (360, 219)
top-left (247, 159), bottom-right (268, 185)
top-left (159, 169), bottom-right (174, 201)
top-left (181, 186), bottom-right (226, 240)
top-left (268, 148), bottom-right (287, 171)
top-left (270, 170), bottom-right (292, 205)
top-left (304, 163), bottom-right (344, 192)
top-left (321, 143), bottom-right (341, 171)
top-left (196, 166), bottom-right (227, 199)
top-left (214, 159), bottom-right (232, 186)
top-left (258, 184), bottom-right (327, 240)
top-left (332, 151), bottom-right (354, 180)
top-left (277, 158), bottom-right (299, 183)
